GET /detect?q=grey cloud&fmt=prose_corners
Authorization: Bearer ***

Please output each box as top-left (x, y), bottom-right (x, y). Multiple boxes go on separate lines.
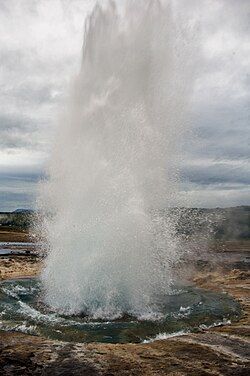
top-left (0, 191), bottom-right (34, 211)
top-left (0, 169), bottom-right (42, 183)
top-left (0, 115), bottom-right (31, 131)
top-left (13, 83), bottom-right (59, 105)
top-left (188, 95), bottom-right (250, 162)
top-left (181, 161), bottom-right (250, 186)
top-left (220, 0), bottom-right (250, 34)
top-left (0, 171), bottom-right (39, 211)
top-left (0, 115), bottom-right (40, 149)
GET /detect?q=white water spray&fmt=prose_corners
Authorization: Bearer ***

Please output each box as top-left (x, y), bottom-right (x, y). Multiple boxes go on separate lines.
top-left (38, 1), bottom-right (194, 318)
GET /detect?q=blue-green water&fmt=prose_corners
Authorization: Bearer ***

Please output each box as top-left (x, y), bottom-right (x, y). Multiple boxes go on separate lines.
top-left (0, 278), bottom-right (241, 343)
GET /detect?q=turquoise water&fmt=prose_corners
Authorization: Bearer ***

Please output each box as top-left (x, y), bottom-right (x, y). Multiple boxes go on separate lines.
top-left (0, 278), bottom-right (241, 344)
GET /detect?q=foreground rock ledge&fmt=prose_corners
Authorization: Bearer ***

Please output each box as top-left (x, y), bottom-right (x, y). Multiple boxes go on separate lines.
top-left (0, 330), bottom-right (249, 375)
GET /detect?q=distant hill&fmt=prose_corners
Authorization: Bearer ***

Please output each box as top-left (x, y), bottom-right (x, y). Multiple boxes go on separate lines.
top-left (0, 210), bottom-right (35, 230)
top-left (173, 206), bottom-right (250, 241)
top-left (0, 206), bottom-right (249, 240)
top-left (13, 209), bottom-right (34, 213)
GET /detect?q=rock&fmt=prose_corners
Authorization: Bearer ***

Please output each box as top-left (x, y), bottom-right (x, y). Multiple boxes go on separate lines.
top-left (0, 331), bottom-right (249, 375)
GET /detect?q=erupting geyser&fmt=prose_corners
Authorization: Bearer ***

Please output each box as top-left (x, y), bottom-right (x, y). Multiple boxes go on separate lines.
top-left (38, 1), bottom-right (194, 318)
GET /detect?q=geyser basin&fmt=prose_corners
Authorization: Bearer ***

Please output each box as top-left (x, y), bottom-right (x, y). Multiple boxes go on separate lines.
top-left (0, 278), bottom-right (241, 344)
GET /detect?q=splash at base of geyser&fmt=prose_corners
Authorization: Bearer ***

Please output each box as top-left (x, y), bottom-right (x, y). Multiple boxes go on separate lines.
top-left (0, 278), bottom-right (241, 344)
top-left (37, 0), bottom-right (196, 319)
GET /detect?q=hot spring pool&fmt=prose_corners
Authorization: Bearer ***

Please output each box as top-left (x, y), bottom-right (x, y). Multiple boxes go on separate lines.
top-left (0, 278), bottom-right (241, 344)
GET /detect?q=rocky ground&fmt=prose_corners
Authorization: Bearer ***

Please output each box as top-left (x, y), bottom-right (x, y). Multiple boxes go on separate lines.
top-left (0, 227), bottom-right (40, 280)
top-left (0, 230), bottom-right (249, 375)
top-left (0, 227), bottom-right (30, 243)
top-left (0, 254), bottom-right (41, 280)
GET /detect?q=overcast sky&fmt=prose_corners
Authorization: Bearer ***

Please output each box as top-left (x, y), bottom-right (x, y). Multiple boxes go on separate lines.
top-left (0, 0), bottom-right (249, 211)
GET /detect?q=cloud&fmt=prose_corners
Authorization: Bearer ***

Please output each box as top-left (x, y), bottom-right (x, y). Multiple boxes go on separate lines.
top-left (181, 159), bottom-right (250, 186)
top-left (0, 0), bottom-right (249, 209)
top-left (0, 171), bottom-right (41, 211)
top-left (179, 185), bottom-right (250, 208)
top-left (0, 115), bottom-right (40, 149)
top-left (181, 0), bottom-right (250, 207)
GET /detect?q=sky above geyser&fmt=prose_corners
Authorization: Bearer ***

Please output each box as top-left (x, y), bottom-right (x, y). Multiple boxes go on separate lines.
top-left (0, 0), bottom-right (249, 211)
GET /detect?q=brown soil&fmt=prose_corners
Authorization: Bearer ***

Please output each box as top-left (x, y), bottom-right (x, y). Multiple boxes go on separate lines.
top-left (0, 227), bottom-right (30, 243)
top-left (0, 255), bottom-right (41, 280)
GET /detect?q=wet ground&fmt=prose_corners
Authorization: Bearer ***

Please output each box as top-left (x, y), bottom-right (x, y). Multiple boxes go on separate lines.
top-left (0, 231), bottom-right (249, 375)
